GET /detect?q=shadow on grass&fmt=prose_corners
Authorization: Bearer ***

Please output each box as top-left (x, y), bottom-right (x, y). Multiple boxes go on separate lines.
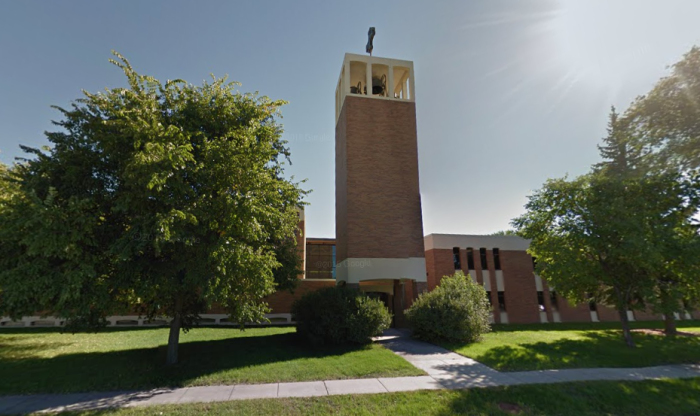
top-left (0, 331), bottom-right (378, 395)
top-left (467, 330), bottom-right (700, 371)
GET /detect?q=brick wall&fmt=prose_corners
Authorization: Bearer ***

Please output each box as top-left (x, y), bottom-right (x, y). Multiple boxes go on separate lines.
top-left (556, 296), bottom-right (593, 322)
top-left (500, 250), bottom-right (540, 324)
top-left (425, 248), bottom-right (455, 290)
top-left (335, 96), bottom-right (425, 261)
top-left (597, 305), bottom-right (620, 322)
top-left (264, 279), bottom-right (337, 314)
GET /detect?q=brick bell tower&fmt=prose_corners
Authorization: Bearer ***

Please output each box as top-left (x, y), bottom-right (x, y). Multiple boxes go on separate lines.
top-left (335, 52), bottom-right (427, 325)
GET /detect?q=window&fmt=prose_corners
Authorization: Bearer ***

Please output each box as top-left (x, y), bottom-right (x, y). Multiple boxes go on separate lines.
top-left (485, 291), bottom-right (493, 306)
top-left (493, 248), bottom-right (501, 270)
top-left (479, 248), bottom-right (488, 270)
top-left (452, 247), bottom-right (461, 270)
top-left (531, 256), bottom-right (537, 270)
top-left (305, 242), bottom-right (336, 279)
top-left (466, 247), bottom-right (475, 269)
top-left (549, 291), bottom-right (559, 312)
top-left (587, 293), bottom-right (597, 311)
top-left (497, 291), bottom-right (506, 311)
top-left (537, 291), bottom-right (546, 312)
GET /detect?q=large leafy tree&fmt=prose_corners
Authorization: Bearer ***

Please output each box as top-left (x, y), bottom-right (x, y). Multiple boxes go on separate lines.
top-left (595, 106), bottom-right (700, 335)
top-left (0, 52), bottom-right (307, 364)
top-left (628, 46), bottom-right (700, 172)
top-left (513, 172), bottom-right (700, 347)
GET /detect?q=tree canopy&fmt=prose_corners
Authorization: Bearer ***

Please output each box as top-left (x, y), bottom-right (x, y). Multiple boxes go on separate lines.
top-left (0, 52), bottom-right (307, 364)
top-left (628, 46), bottom-right (700, 172)
top-left (515, 51), bottom-right (700, 345)
top-left (513, 172), bottom-right (700, 346)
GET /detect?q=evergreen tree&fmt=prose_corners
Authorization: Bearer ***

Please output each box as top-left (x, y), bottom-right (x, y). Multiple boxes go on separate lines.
top-left (594, 106), bottom-right (643, 178)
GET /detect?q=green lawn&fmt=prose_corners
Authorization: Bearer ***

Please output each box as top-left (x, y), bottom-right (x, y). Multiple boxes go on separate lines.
top-left (61, 378), bottom-right (700, 416)
top-left (439, 321), bottom-right (700, 372)
top-left (0, 326), bottom-right (423, 395)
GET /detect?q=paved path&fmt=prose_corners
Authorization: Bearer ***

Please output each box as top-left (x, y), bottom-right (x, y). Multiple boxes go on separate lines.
top-left (1, 329), bottom-right (699, 414)
top-left (376, 329), bottom-right (700, 388)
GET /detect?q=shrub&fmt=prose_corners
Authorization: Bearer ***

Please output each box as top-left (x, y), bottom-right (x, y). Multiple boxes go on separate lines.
top-left (292, 286), bottom-right (392, 345)
top-left (405, 271), bottom-right (491, 343)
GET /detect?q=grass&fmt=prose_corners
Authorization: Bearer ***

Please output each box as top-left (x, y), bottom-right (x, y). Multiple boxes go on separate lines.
top-left (439, 320), bottom-right (700, 372)
top-left (60, 377), bottom-right (700, 416)
top-left (0, 326), bottom-right (423, 395)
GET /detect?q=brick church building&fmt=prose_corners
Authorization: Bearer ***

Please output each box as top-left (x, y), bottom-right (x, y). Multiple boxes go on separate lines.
top-left (2, 52), bottom-right (694, 328)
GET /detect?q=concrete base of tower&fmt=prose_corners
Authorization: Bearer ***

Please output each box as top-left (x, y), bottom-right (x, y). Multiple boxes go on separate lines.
top-left (335, 257), bottom-right (426, 285)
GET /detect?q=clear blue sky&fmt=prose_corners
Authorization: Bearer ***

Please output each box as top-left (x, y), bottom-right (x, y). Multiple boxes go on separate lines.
top-left (1, 1), bottom-right (699, 238)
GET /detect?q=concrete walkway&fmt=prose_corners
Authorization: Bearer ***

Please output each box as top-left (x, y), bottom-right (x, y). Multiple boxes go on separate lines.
top-left (376, 329), bottom-right (700, 389)
top-left (1, 329), bottom-right (699, 414)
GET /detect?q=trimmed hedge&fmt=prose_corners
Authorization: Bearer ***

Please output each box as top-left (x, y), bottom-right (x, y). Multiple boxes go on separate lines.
top-left (292, 286), bottom-right (392, 345)
top-left (405, 271), bottom-right (491, 343)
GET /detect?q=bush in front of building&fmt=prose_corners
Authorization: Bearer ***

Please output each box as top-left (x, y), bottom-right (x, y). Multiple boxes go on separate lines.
top-left (405, 271), bottom-right (491, 343)
top-left (292, 286), bottom-right (392, 345)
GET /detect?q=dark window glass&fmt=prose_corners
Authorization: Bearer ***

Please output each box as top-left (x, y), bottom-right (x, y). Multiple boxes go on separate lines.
top-left (480, 248), bottom-right (488, 270)
top-left (493, 248), bottom-right (501, 270)
top-left (466, 247), bottom-right (475, 269)
top-left (531, 256), bottom-right (537, 270)
top-left (485, 291), bottom-right (493, 306)
top-left (305, 243), bottom-right (336, 279)
top-left (497, 291), bottom-right (506, 311)
top-left (550, 291), bottom-right (559, 312)
top-left (452, 247), bottom-right (461, 270)
top-left (587, 294), bottom-right (597, 311)
top-left (537, 291), bottom-right (546, 312)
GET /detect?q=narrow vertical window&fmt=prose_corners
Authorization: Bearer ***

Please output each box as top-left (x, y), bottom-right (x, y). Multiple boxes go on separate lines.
top-left (466, 247), bottom-right (475, 269)
top-left (588, 293), bottom-right (597, 311)
top-left (497, 291), bottom-right (506, 311)
top-left (531, 256), bottom-right (537, 270)
top-left (479, 248), bottom-right (488, 270)
top-left (550, 291), bottom-right (559, 312)
top-left (537, 291), bottom-right (546, 312)
top-left (485, 291), bottom-right (493, 306)
top-left (452, 247), bottom-right (461, 270)
top-left (493, 248), bottom-right (501, 270)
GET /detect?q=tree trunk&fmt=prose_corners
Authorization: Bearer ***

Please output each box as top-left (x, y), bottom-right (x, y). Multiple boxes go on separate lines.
top-left (618, 309), bottom-right (635, 348)
top-left (166, 315), bottom-right (182, 365)
top-left (664, 314), bottom-right (678, 335)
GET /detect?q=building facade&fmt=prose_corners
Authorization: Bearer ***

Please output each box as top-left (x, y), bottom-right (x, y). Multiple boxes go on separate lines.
top-left (3, 51), bottom-right (694, 329)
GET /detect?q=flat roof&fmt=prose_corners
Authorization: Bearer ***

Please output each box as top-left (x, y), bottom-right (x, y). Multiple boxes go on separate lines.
top-left (424, 233), bottom-right (530, 251)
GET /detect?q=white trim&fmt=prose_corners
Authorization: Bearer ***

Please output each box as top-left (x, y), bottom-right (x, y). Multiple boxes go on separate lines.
top-left (335, 257), bottom-right (426, 284)
top-left (590, 311), bottom-right (599, 322)
top-left (424, 234), bottom-right (530, 251)
top-left (553, 311), bottom-right (562, 323)
top-left (482, 270), bottom-right (491, 291)
top-left (500, 312), bottom-right (509, 324)
top-left (534, 275), bottom-right (543, 291)
top-left (539, 311), bottom-right (548, 323)
top-left (495, 270), bottom-right (505, 291)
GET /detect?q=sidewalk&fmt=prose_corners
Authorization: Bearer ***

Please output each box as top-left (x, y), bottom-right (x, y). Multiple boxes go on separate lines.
top-left (376, 329), bottom-right (700, 388)
top-left (1, 329), bottom-right (699, 414)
